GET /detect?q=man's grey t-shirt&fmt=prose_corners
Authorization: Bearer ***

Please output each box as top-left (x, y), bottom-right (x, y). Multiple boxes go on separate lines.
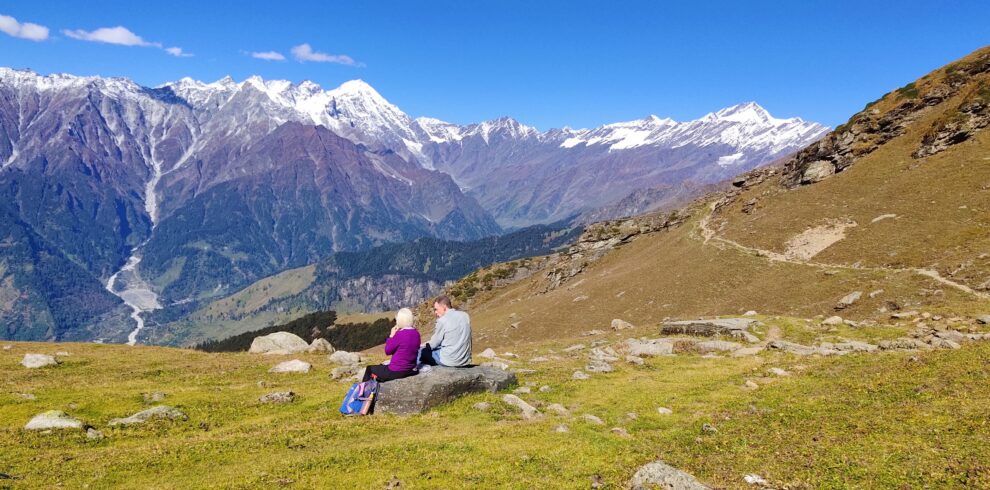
top-left (428, 309), bottom-right (472, 367)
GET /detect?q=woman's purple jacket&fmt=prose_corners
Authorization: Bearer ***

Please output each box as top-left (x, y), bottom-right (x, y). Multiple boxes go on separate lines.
top-left (385, 328), bottom-right (421, 372)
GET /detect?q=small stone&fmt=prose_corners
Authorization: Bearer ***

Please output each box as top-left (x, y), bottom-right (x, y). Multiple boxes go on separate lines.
top-left (331, 365), bottom-right (358, 380)
top-left (328, 351), bottom-right (362, 366)
top-left (610, 427), bottom-right (631, 437)
top-left (502, 352), bottom-right (518, 358)
top-left (835, 291), bottom-right (862, 310)
top-left (743, 380), bottom-right (759, 390)
top-left (581, 414), bottom-right (604, 425)
top-left (572, 371), bottom-right (591, 380)
top-left (657, 407), bottom-right (673, 415)
top-left (869, 289), bottom-right (884, 298)
top-left (625, 355), bottom-right (645, 365)
top-left (624, 412), bottom-right (638, 421)
top-left (501, 394), bottom-right (542, 420)
top-left (743, 310), bottom-right (758, 316)
top-left (269, 359), bottom-right (311, 374)
top-left (478, 348), bottom-right (497, 359)
top-left (259, 391), bottom-right (295, 404)
top-left (24, 410), bottom-right (83, 430)
top-left (744, 474), bottom-right (769, 486)
top-left (554, 424), bottom-right (569, 433)
top-left (573, 295), bottom-right (589, 302)
top-left (585, 360), bottom-right (614, 373)
top-left (976, 315), bottom-right (990, 325)
top-left (54, 351), bottom-right (70, 356)
top-left (481, 361), bottom-right (510, 371)
top-left (701, 423), bottom-right (718, 434)
top-left (142, 392), bottom-right (167, 403)
top-left (822, 316), bottom-right (844, 326)
top-left (529, 356), bottom-right (550, 363)
top-left (539, 385), bottom-right (552, 393)
top-left (892, 311), bottom-right (919, 319)
top-left (2, 345), bottom-right (11, 350)
top-left (562, 344), bottom-right (585, 353)
top-left (21, 354), bottom-right (58, 369)
top-left (472, 402), bottom-right (491, 411)
top-left (109, 405), bottom-right (187, 426)
top-left (731, 346), bottom-right (765, 357)
top-left (513, 387), bottom-right (531, 394)
top-left (768, 367), bottom-right (790, 377)
top-left (583, 329), bottom-right (606, 336)
top-left (611, 319), bottom-right (634, 330)
top-left (86, 428), bottom-right (104, 440)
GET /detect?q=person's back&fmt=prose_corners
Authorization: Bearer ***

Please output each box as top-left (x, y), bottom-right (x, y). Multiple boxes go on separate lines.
top-left (431, 308), bottom-right (472, 367)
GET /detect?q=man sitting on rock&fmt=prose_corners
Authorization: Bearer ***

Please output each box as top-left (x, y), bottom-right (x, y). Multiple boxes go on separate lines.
top-left (419, 295), bottom-right (473, 368)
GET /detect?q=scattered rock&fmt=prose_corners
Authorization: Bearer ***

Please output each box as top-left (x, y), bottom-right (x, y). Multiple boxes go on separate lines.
top-left (539, 385), bottom-right (552, 393)
top-left (869, 289), bottom-right (885, 298)
top-left (822, 316), bottom-right (844, 326)
top-left (731, 346), bottom-right (765, 357)
top-left (143, 392), bottom-right (167, 403)
top-left (768, 367), bottom-right (790, 377)
top-left (611, 319), bottom-right (634, 330)
top-left (248, 332), bottom-right (310, 355)
top-left (870, 214), bottom-right (897, 223)
top-left (545, 404), bottom-right (571, 417)
top-left (376, 366), bottom-right (516, 415)
top-left (54, 351), bottom-right (70, 356)
top-left (572, 371), bottom-right (591, 380)
top-left (513, 386), bottom-right (532, 394)
top-left (562, 344), bottom-right (586, 353)
top-left (472, 402), bottom-right (491, 411)
top-left (892, 311), bottom-right (919, 319)
top-left (259, 391), bottom-right (295, 404)
top-left (269, 359), bottom-right (312, 374)
top-left (586, 360), bottom-right (614, 373)
top-left (835, 291), bottom-right (862, 310)
top-left (701, 423), bottom-right (718, 434)
top-left (744, 474), bottom-right (769, 486)
top-left (657, 407), bottom-right (673, 415)
top-left (307, 338), bottom-right (335, 353)
top-left (478, 348), bottom-right (497, 359)
top-left (800, 160), bottom-right (836, 184)
top-left (581, 414), bottom-right (604, 425)
top-left (743, 380), bottom-right (759, 390)
top-left (589, 347), bottom-right (620, 362)
top-left (629, 460), bottom-right (712, 490)
top-left (21, 354), bottom-right (58, 369)
top-left (2, 344), bottom-right (11, 350)
top-left (624, 339), bottom-right (673, 357)
top-left (929, 338), bottom-right (961, 350)
top-left (767, 340), bottom-right (828, 356)
top-left (109, 405), bottom-right (187, 426)
top-left (86, 428), bottom-right (104, 441)
top-left (24, 410), bottom-right (83, 430)
top-left (528, 356), bottom-right (550, 363)
top-left (554, 424), bottom-right (570, 433)
top-left (833, 340), bottom-right (879, 352)
top-left (625, 355), bottom-right (645, 365)
top-left (879, 338), bottom-right (931, 350)
top-left (328, 351), bottom-right (362, 366)
top-left (611, 427), bottom-right (631, 437)
top-left (583, 329), bottom-right (606, 336)
top-left (501, 394), bottom-right (542, 420)
top-left (743, 310), bottom-right (758, 316)
top-left (573, 295), bottom-right (589, 302)
top-left (624, 412), bottom-right (639, 421)
top-left (976, 315), bottom-right (990, 325)
top-left (481, 361), bottom-right (510, 371)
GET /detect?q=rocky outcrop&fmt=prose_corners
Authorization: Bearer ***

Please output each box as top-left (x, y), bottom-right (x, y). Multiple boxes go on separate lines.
top-left (661, 318), bottom-right (759, 342)
top-left (24, 411), bottom-right (83, 430)
top-left (21, 354), bottom-right (59, 369)
top-left (628, 461), bottom-right (711, 490)
top-left (109, 406), bottom-right (187, 426)
top-left (375, 366), bottom-right (516, 415)
top-left (248, 332), bottom-right (310, 355)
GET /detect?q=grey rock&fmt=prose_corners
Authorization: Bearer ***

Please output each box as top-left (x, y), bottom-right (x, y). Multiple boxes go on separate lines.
top-left (376, 366), bottom-right (516, 415)
top-left (86, 428), bottom-right (104, 440)
top-left (611, 319), bottom-right (635, 330)
top-left (513, 386), bottom-right (532, 394)
top-left (625, 339), bottom-right (674, 357)
top-left (929, 338), bottom-right (961, 350)
top-left (259, 391), bottom-right (295, 404)
top-left (586, 359), bottom-right (614, 373)
top-left (332, 365), bottom-right (359, 380)
top-left (2, 344), bottom-right (11, 350)
top-left (109, 405), bottom-right (187, 426)
top-left (835, 291), bottom-right (862, 310)
top-left (554, 424), bottom-right (570, 433)
top-left (661, 318), bottom-right (757, 337)
top-left (502, 394), bottom-right (542, 420)
top-left (701, 423), bottom-right (718, 434)
top-left (328, 351), bottom-right (362, 366)
top-left (626, 355), bottom-right (645, 365)
top-left (21, 354), bottom-right (58, 369)
top-left (539, 385), bottom-right (552, 392)
top-left (24, 410), bottom-right (83, 430)
top-left (976, 315), bottom-right (990, 325)
top-left (731, 346), bottom-right (765, 357)
top-left (695, 340), bottom-right (742, 353)
top-left (478, 348), bottom-right (497, 359)
top-left (768, 367), bottom-right (790, 377)
top-left (143, 392), bottom-right (167, 403)
top-left (589, 347), bottom-right (620, 362)
top-left (528, 356), bottom-right (550, 363)
top-left (611, 427), bottom-right (631, 437)
top-left (935, 330), bottom-right (966, 343)
top-left (879, 338), bottom-right (931, 350)
top-left (269, 359), bottom-right (312, 374)
top-left (307, 338), bottom-right (335, 353)
top-left (54, 351), bottom-right (71, 356)
top-left (822, 316), bottom-right (844, 326)
top-left (834, 340), bottom-right (879, 352)
top-left (572, 370), bottom-right (592, 380)
top-left (629, 460), bottom-right (711, 490)
top-left (562, 344), bottom-right (586, 353)
top-left (481, 361), bottom-right (510, 371)
top-left (472, 402), bottom-right (491, 411)
top-left (657, 407), bottom-right (673, 415)
top-left (743, 380), bottom-right (759, 390)
top-left (248, 332), bottom-right (309, 355)
top-left (547, 403), bottom-right (570, 416)
top-left (581, 414), bottom-right (605, 425)
top-left (18, 393), bottom-right (36, 400)
top-left (891, 311), bottom-right (919, 319)
top-left (800, 160), bottom-right (835, 184)
top-left (767, 340), bottom-right (819, 356)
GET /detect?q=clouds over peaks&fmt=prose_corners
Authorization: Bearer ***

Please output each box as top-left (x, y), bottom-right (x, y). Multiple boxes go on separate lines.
top-left (0, 13), bottom-right (49, 41)
top-left (63, 25), bottom-right (190, 57)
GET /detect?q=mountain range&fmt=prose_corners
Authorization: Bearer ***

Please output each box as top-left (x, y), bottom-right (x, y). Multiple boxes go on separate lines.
top-left (0, 67), bottom-right (827, 342)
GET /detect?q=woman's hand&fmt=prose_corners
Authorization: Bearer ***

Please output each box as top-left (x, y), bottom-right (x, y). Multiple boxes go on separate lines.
top-left (389, 325), bottom-right (399, 337)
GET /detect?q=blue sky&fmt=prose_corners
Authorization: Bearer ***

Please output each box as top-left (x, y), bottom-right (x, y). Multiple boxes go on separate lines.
top-left (1, 1), bottom-right (987, 129)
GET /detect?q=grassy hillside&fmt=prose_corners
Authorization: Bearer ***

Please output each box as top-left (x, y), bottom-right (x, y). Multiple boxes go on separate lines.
top-left (3, 316), bottom-right (990, 488)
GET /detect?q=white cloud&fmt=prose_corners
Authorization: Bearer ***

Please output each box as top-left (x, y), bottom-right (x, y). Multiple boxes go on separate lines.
top-left (165, 47), bottom-right (192, 57)
top-left (64, 26), bottom-right (156, 46)
top-left (64, 25), bottom-right (191, 57)
top-left (0, 14), bottom-right (50, 41)
top-left (251, 50), bottom-right (286, 61)
top-left (290, 43), bottom-right (361, 66)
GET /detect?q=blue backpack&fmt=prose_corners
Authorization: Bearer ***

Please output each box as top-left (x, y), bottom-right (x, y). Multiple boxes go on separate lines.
top-left (339, 379), bottom-right (380, 416)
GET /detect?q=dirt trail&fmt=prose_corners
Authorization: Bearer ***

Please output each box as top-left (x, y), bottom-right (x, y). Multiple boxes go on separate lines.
top-left (696, 201), bottom-right (990, 300)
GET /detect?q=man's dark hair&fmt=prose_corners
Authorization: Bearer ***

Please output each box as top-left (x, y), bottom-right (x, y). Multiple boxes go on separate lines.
top-left (434, 295), bottom-right (453, 308)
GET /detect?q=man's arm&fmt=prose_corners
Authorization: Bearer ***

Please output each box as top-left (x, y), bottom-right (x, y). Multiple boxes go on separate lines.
top-left (428, 318), bottom-right (447, 348)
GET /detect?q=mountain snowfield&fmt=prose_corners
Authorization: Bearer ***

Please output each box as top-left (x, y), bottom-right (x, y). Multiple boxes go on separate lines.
top-left (0, 66), bottom-right (827, 342)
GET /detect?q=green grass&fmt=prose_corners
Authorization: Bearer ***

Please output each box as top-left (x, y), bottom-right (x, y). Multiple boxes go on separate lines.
top-left (3, 333), bottom-right (990, 488)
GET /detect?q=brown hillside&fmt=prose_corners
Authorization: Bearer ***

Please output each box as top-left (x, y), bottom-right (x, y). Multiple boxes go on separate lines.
top-left (433, 46), bottom-right (990, 349)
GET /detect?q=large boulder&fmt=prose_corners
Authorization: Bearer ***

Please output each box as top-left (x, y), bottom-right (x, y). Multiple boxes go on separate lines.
top-left (661, 318), bottom-right (759, 342)
top-left (307, 338), bottom-right (335, 353)
top-left (24, 410), bottom-right (83, 430)
top-left (21, 354), bottom-right (59, 369)
top-left (249, 332), bottom-right (310, 355)
top-left (376, 366), bottom-right (516, 415)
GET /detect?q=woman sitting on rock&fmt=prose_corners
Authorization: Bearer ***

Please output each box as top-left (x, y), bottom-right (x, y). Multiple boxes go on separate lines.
top-left (361, 308), bottom-right (420, 382)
